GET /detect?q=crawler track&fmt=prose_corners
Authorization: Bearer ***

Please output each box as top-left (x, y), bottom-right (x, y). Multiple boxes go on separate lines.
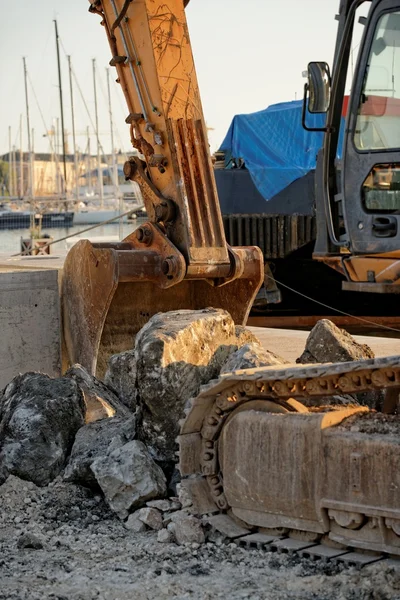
top-left (179, 356), bottom-right (400, 562)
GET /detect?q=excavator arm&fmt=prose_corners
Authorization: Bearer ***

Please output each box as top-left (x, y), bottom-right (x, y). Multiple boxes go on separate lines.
top-left (62, 0), bottom-right (263, 376)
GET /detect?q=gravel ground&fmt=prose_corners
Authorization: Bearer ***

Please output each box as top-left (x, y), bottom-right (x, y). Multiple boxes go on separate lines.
top-left (1, 476), bottom-right (400, 600)
top-left (339, 412), bottom-right (400, 435)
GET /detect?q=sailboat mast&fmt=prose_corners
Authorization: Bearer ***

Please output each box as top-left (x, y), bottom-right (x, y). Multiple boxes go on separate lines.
top-left (32, 129), bottom-right (35, 164)
top-left (92, 58), bottom-right (104, 208)
top-left (23, 57), bottom-right (34, 200)
top-left (68, 55), bottom-right (79, 201)
top-left (8, 126), bottom-right (12, 197)
top-left (54, 20), bottom-right (67, 196)
top-left (56, 119), bottom-right (61, 196)
top-left (19, 114), bottom-right (24, 198)
top-left (12, 145), bottom-right (16, 198)
top-left (106, 67), bottom-right (122, 237)
top-left (87, 126), bottom-right (91, 196)
top-left (106, 68), bottom-right (118, 196)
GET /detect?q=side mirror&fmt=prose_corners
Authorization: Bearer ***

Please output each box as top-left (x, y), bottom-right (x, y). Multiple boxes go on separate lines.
top-left (307, 62), bottom-right (331, 113)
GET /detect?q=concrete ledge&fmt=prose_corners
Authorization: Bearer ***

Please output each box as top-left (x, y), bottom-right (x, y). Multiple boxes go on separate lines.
top-left (0, 269), bottom-right (61, 389)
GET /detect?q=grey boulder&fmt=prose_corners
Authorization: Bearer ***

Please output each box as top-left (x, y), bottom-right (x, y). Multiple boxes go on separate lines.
top-left (0, 373), bottom-right (85, 486)
top-left (125, 512), bottom-right (147, 533)
top-left (297, 319), bottom-right (375, 364)
top-left (104, 351), bottom-right (137, 412)
top-left (135, 506), bottom-right (163, 530)
top-left (90, 440), bottom-right (166, 519)
top-left (167, 511), bottom-right (205, 544)
top-left (135, 308), bottom-right (253, 462)
top-left (64, 415), bottom-right (137, 488)
top-left (65, 364), bottom-right (131, 423)
top-left (297, 319), bottom-right (384, 409)
top-left (220, 342), bottom-right (288, 374)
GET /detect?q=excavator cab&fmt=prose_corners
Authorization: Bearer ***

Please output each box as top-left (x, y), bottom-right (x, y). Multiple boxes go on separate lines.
top-left (304, 0), bottom-right (400, 293)
top-left (62, 0), bottom-right (263, 376)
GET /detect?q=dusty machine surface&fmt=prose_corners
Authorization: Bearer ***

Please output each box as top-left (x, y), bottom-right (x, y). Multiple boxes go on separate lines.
top-left (60, 0), bottom-right (400, 562)
top-left (179, 356), bottom-right (400, 557)
top-left (62, 0), bottom-right (263, 376)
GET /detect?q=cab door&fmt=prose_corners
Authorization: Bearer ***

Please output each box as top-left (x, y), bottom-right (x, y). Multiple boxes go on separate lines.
top-left (342, 1), bottom-right (400, 254)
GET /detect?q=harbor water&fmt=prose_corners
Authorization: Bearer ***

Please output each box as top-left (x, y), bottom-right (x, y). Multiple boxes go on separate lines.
top-left (0, 220), bottom-right (145, 255)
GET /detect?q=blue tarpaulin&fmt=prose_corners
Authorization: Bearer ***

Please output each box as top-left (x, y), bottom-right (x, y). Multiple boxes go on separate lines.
top-left (220, 100), bottom-right (344, 201)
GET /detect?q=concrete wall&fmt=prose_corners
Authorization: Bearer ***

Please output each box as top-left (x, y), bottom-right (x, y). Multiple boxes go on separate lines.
top-left (0, 269), bottom-right (61, 389)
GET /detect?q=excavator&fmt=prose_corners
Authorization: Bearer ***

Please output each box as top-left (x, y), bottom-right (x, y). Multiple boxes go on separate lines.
top-left (62, 0), bottom-right (400, 557)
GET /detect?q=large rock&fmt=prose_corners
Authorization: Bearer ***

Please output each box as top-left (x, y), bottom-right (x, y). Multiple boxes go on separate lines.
top-left (297, 319), bottom-right (375, 364)
top-left (297, 319), bottom-right (384, 410)
top-left (64, 415), bottom-right (137, 488)
top-left (167, 511), bottom-right (205, 545)
top-left (135, 309), bottom-right (253, 462)
top-left (0, 373), bottom-right (85, 486)
top-left (65, 365), bottom-right (131, 423)
top-left (234, 326), bottom-right (261, 346)
top-left (90, 440), bottom-right (166, 519)
top-left (135, 506), bottom-right (163, 530)
top-left (125, 511), bottom-right (147, 533)
top-left (104, 351), bottom-right (137, 412)
top-left (220, 342), bottom-right (288, 374)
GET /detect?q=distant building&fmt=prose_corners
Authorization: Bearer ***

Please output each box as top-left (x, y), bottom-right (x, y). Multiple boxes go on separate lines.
top-left (1, 150), bottom-right (139, 198)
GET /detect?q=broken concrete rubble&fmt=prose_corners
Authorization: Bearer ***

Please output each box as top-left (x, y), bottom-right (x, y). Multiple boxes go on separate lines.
top-left (90, 440), bottom-right (166, 519)
top-left (146, 498), bottom-right (179, 512)
top-left (134, 308), bottom-right (259, 462)
top-left (167, 511), bottom-right (205, 545)
top-left (125, 511), bottom-right (147, 532)
top-left (220, 342), bottom-right (288, 374)
top-left (135, 506), bottom-right (163, 530)
top-left (233, 325), bottom-right (261, 346)
top-left (104, 350), bottom-right (137, 412)
top-left (125, 496), bottom-right (184, 535)
top-left (17, 532), bottom-right (44, 550)
top-left (297, 319), bottom-right (384, 409)
top-left (0, 373), bottom-right (85, 486)
top-left (157, 528), bottom-right (173, 543)
top-left (0, 310), bottom-right (399, 596)
top-left (64, 415), bottom-right (137, 489)
top-left (65, 364), bottom-right (131, 423)
top-left (297, 319), bottom-right (375, 364)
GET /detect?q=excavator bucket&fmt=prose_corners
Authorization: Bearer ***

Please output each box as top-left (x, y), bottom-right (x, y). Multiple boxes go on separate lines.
top-left (61, 0), bottom-right (264, 376)
top-left (62, 233), bottom-right (263, 377)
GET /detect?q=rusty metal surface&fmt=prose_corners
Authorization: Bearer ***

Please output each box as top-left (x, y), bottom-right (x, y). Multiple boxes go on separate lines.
top-left (62, 236), bottom-right (262, 377)
top-left (343, 256), bottom-right (400, 285)
top-left (62, 0), bottom-right (264, 374)
top-left (179, 357), bottom-right (400, 556)
top-left (92, 0), bottom-right (232, 270)
top-left (62, 240), bottom-right (119, 374)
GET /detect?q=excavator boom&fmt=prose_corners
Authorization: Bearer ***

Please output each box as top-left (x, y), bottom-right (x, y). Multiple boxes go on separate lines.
top-left (62, 0), bottom-right (263, 376)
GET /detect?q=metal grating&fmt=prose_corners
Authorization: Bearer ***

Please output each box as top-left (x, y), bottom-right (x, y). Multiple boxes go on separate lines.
top-left (222, 214), bottom-right (316, 259)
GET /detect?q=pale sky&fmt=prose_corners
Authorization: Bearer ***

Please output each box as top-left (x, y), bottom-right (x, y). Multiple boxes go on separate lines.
top-left (0, 0), bottom-right (344, 157)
